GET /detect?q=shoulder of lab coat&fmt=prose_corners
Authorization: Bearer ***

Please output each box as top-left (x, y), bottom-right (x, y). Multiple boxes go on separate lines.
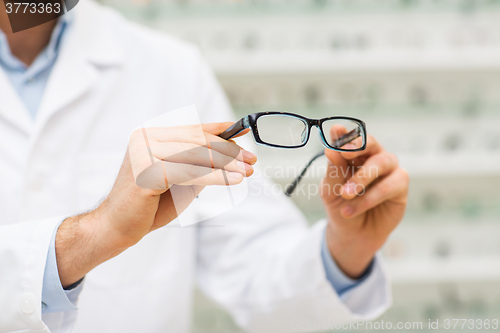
top-left (0, 217), bottom-right (61, 333)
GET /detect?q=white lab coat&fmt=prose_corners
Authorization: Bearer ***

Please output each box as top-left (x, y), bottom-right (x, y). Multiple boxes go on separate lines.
top-left (0, 1), bottom-right (391, 332)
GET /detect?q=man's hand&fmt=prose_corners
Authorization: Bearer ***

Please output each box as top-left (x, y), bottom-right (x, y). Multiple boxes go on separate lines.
top-left (321, 134), bottom-right (409, 279)
top-left (56, 122), bottom-right (256, 287)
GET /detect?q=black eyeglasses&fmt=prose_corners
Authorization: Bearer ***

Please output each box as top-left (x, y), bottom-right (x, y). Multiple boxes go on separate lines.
top-left (219, 112), bottom-right (367, 196)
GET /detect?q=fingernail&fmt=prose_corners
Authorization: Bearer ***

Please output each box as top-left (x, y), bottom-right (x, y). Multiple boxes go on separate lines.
top-left (342, 205), bottom-right (354, 217)
top-left (343, 143), bottom-right (357, 150)
top-left (242, 150), bottom-right (257, 162)
top-left (344, 182), bottom-right (356, 196)
top-left (228, 172), bottom-right (243, 181)
top-left (236, 161), bottom-right (249, 172)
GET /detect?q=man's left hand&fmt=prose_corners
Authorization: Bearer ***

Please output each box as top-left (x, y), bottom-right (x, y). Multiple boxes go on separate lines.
top-left (321, 134), bottom-right (409, 279)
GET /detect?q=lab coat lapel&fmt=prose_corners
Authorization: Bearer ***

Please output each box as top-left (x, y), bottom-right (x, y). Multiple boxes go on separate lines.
top-left (0, 68), bottom-right (33, 135)
top-left (35, 47), bottom-right (99, 133)
top-left (34, 1), bottom-right (124, 137)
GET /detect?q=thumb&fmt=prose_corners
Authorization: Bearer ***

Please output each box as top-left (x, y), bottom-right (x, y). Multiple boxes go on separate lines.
top-left (322, 148), bottom-right (350, 198)
top-left (202, 122), bottom-right (236, 135)
top-left (202, 122), bottom-right (251, 138)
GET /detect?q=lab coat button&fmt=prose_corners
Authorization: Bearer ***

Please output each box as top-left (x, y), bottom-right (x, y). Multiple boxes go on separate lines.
top-left (19, 293), bottom-right (36, 314)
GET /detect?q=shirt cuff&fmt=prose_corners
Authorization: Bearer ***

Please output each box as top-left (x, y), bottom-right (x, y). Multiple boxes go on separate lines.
top-left (41, 218), bottom-right (84, 314)
top-left (320, 228), bottom-right (374, 296)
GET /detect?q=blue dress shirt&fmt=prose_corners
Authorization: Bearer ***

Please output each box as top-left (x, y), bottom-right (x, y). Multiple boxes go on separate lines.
top-left (0, 15), bottom-right (367, 314)
top-left (0, 15), bottom-right (70, 117)
top-left (321, 230), bottom-right (373, 294)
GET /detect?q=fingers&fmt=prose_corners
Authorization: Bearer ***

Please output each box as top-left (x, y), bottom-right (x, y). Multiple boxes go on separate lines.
top-left (141, 125), bottom-right (257, 165)
top-left (232, 128), bottom-right (251, 138)
top-left (340, 135), bottom-right (382, 160)
top-left (323, 149), bottom-right (350, 190)
top-left (128, 128), bottom-right (161, 181)
top-left (327, 125), bottom-right (362, 151)
top-left (163, 162), bottom-right (245, 186)
top-left (203, 122), bottom-right (250, 138)
top-left (150, 142), bottom-right (253, 176)
top-left (204, 132), bottom-right (257, 165)
top-left (341, 151), bottom-right (399, 200)
top-left (136, 161), bottom-right (245, 189)
top-left (139, 124), bottom-right (237, 148)
top-left (339, 168), bottom-right (410, 219)
top-left (142, 126), bottom-right (208, 146)
top-left (323, 133), bottom-right (391, 199)
top-left (202, 122), bottom-right (237, 136)
top-left (130, 123), bottom-right (257, 190)
top-left (327, 124), bottom-right (348, 144)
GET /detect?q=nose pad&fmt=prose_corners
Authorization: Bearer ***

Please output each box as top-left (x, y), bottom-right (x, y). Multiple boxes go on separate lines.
top-left (315, 126), bottom-right (329, 148)
top-left (300, 127), bottom-right (307, 143)
top-left (317, 131), bottom-right (325, 146)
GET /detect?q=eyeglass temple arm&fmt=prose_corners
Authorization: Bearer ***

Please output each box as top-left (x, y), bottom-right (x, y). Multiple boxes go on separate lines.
top-left (219, 116), bottom-right (250, 140)
top-left (285, 151), bottom-right (325, 197)
top-left (332, 127), bottom-right (361, 148)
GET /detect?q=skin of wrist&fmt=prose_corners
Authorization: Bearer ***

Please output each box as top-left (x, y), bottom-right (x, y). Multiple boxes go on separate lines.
top-left (55, 208), bottom-right (131, 288)
top-left (325, 223), bottom-right (377, 279)
top-left (92, 200), bottom-right (143, 250)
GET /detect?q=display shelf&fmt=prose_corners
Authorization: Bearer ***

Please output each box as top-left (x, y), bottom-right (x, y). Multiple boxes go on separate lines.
top-left (98, 1), bottom-right (500, 74)
top-left (383, 220), bottom-right (500, 283)
top-left (398, 155), bottom-right (500, 177)
top-left (204, 52), bottom-right (500, 75)
top-left (147, 11), bottom-right (500, 74)
top-left (253, 151), bottom-right (500, 179)
top-left (101, 0), bottom-right (500, 19)
top-left (386, 259), bottom-right (500, 284)
top-left (232, 106), bottom-right (500, 121)
top-left (222, 70), bottom-right (500, 114)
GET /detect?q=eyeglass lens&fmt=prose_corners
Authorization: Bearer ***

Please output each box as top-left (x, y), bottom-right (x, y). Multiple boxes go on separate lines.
top-left (321, 119), bottom-right (363, 150)
top-left (256, 115), bottom-right (307, 147)
top-left (256, 115), bottom-right (363, 150)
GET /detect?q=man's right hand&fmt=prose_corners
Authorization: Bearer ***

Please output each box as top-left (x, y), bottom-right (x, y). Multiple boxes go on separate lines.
top-left (55, 122), bottom-right (256, 288)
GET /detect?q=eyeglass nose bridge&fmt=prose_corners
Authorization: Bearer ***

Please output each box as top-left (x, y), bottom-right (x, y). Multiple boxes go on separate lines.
top-left (299, 119), bottom-right (321, 145)
top-left (306, 119), bottom-right (322, 135)
top-left (309, 123), bottom-right (331, 148)
top-left (310, 119), bottom-right (322, 127)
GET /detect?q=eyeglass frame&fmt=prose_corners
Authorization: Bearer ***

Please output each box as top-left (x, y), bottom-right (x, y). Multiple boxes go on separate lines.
top-left (219, 111), bottom-right (367, 152)
top-left (219, 111), bottom-right (368, 197)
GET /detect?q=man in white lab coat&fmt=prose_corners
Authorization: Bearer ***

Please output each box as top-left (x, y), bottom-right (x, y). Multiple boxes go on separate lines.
top-left (0, 1), bottom-right (409, 332)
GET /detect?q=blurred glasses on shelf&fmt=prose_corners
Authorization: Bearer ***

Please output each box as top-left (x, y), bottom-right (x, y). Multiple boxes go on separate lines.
top-left (219, 112), bottom-right (367, 196)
